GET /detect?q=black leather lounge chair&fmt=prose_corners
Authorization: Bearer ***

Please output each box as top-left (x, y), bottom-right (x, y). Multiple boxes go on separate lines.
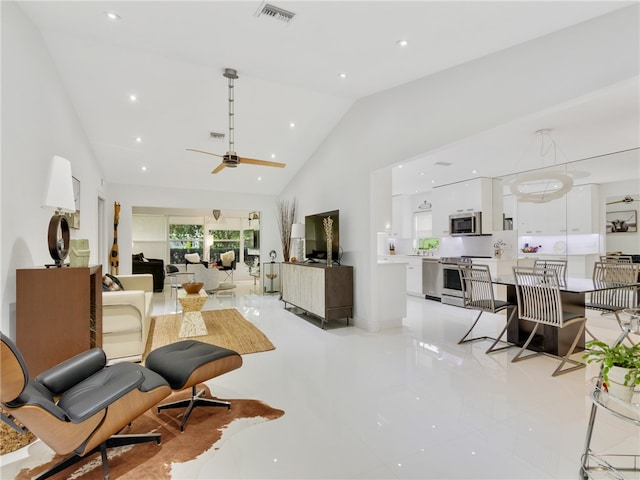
top-left (0, 333), bottom-right (171, 480)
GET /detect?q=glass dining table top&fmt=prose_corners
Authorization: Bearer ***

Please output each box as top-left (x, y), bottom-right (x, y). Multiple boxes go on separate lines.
top-left (493, 275), bottom-right (640, 294)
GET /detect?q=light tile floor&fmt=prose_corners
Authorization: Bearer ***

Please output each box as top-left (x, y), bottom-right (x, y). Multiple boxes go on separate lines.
top-left (2, 283), bottom-right (638, 479)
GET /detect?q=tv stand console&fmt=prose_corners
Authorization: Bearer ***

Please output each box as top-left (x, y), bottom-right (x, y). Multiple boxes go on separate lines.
top-left (281, 262), bottom-right (353, 328)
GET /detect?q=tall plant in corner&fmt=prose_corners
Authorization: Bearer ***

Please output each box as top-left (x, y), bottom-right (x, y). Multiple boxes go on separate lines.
top-left (276, 198), bottom-right (296, 262)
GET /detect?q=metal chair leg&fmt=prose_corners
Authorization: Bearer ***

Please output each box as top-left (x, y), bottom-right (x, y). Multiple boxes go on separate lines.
top-left (485, 308), bottom-right (518, 354)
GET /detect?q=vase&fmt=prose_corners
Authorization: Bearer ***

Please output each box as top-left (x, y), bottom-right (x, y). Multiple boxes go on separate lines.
top-left (69, 239), bottom-right (90, 267)
top-left (606, 365), bottom-right (636, 402)
top-left (326, 238), bottom-right (333, 267)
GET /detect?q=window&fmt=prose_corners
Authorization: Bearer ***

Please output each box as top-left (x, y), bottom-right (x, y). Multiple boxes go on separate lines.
top-left (209, 229), bottom-right (240, 264)
top-left (169, 223), bottom-right (204, 264)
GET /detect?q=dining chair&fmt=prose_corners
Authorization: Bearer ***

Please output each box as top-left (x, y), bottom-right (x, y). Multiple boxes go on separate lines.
top-left (586, 261), bottom-right (640, 343)
top-left (511, 266), bottom-right (586, 376)
top-left (533, 259), bottom-right (567, 283)
top-left (457, 264), bottom-right (518, 354)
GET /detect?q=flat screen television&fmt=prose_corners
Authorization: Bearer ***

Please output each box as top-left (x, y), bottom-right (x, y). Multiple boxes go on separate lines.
top-left (305, 210), bottom-right (339, 263)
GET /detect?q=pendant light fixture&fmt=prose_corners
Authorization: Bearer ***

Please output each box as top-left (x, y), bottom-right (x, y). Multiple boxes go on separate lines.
top-left (509, 129), bottom-right (573, 203)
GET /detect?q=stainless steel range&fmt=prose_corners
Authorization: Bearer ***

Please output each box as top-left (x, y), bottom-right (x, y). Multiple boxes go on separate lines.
top-left (440, 257), bottom-right (472, 307)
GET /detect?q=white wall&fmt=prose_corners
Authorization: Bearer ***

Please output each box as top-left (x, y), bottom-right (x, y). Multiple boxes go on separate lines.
top-left (279, 6), bottom-right (639, 332)
top-left (1, 3), bottom-right (106, 337)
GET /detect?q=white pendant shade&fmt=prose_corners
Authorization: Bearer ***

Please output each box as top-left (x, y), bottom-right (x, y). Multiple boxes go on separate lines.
top-left (43, 155), bottom-right (75, 213)
top-left (510, 171), bottom-right (574, 203)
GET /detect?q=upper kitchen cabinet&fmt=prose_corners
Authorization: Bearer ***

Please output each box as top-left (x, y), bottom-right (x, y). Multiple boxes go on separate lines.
top-left (392, 194), bottom-right (413, 238)
top-left (567, 184), bottom-right (599, 234)
top-left (517, 184), bottom-right (599, 235)
top-left (432, 178), bottom-right (502, 236)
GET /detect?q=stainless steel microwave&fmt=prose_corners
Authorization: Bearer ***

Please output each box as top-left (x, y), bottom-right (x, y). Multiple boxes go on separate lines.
top-left (449, 212), bottom-right (482, 236)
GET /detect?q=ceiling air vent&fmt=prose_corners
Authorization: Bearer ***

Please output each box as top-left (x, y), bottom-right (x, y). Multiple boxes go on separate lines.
top-left (209, 131), bottom-right (225, 139)
top-left (255, 2), bottom-right (296, 23)
top-left (434, 161), bottom-right (453, 166)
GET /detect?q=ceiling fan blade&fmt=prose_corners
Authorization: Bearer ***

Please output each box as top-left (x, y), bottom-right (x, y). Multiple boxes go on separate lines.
top-left (211, 163), bottom-right (227, 174)
top-left (238, 156), bottom-right (286, 168)
top-left (606, 195), bottom-right (635, 205)
top-left (186, 148), bottom-right (224, 159)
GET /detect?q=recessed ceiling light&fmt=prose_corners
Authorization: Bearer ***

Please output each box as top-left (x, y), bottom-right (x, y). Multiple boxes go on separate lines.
top-left (141, 166), bottom-right (147, 171)
top-left (289, 122), bottom-right (295, 128)
top-left (420, 172), bottom-right (424, 176)
top-left (472, 170), bottom-right (477, 174)
top-left (398, 165), bottom-right (403, 169)
top-left (397, 39), bottom-right (408, 47)
top-left (271, 153), bottom-right (276, 159)
top-left (104, 12), bottom-right (121, 21)
top-left (129, 94), bottom-right (137, 102)
top-left (338, 73), bottom-right (347, 79)
top-left (135, 137), bottom-right (142, 143)
top-left (257, 177), bottom-right (262, 181)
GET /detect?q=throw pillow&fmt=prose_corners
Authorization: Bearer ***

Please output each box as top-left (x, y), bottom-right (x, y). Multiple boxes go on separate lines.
top-left (220, 251), bottom-right (234, 267)
top-left (132, 253), bottom-right (145, 262)
top-left (185, 252), bottom-right (201, 264)
top-left (103, 273), bottom-right (125, 291)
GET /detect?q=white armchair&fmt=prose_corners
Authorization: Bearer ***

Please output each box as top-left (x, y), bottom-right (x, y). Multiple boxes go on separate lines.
top-left (102, 274), bottom-right (154, 363)
top-left (186, 263), bottom-right (219, 292)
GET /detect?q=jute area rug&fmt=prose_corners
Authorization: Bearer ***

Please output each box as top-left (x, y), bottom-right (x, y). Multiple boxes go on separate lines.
top-left (144, 308), bottom-right (275, 358)
top-left (15, 386), bottom-right (284, 480)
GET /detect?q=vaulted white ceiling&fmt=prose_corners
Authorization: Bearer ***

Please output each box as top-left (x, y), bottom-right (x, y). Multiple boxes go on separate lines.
top-left (16, 1), bottom-right (638, 196)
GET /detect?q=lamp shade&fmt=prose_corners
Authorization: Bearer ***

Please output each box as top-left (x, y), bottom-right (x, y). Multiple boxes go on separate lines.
top-left (43, 155), bottom-right (75, 213)
top-left (290, 223), bottom-right (305, 239)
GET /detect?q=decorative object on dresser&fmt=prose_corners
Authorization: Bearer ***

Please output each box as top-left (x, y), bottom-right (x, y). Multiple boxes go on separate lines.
top-left (323, 216), bottom-right (333, 267)
top-left (276, 198), bottom-right (296, 262)
top-left (42, 155), bottom-right (76, 267)
top-left (65, 175), bottom-right (80, 229)
top-left (281, 262), bottom-right (353, 328)
top-left (16, 265), bottom-right (102, 376)
top-left (69, 238), bottom-right (90, 267)
top-left (290, 223), bottom-right (305, 262)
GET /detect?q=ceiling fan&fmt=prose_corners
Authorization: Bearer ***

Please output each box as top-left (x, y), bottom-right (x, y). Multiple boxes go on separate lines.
top-left (606, 195), bottom-right (636, 205)
top-left (187, 68), bottom-right (286, 174)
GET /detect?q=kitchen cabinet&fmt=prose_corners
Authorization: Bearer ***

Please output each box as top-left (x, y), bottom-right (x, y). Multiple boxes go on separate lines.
top-left (405, 257), bottom-right (423, 297)
top-left (517, 184), bottom-right (599, 235)
top-left (432, 178), bottom-right (500, 236)
top-left (567, 184), bottom-right (599, 234)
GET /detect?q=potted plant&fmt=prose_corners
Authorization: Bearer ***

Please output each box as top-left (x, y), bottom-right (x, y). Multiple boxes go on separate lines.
top-left (583, 340), bottom-right (640, 402)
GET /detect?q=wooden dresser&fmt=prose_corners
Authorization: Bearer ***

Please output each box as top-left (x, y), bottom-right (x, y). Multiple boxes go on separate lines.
top-left (16, 265), bottom-right (102, 376)
top-left (281, 262), bottom-right (353, 327)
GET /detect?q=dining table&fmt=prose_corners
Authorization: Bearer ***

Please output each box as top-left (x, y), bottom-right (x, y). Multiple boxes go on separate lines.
top-left (492, 275), bottom-right (640, 357)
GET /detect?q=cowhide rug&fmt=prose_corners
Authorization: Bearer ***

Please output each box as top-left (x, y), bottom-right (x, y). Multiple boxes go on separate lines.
top-left (14, 386), bottom-right (284, 480)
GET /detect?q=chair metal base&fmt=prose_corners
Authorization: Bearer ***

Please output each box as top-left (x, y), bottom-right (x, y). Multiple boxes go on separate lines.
top-left (511, 321), bottom-right (586, 377)
top-left (458, 307), bottom-right (518, 355)
top-left (35, 433), bottom-right (161, 480)
top-left (157, 385), bottom-right (231, 432)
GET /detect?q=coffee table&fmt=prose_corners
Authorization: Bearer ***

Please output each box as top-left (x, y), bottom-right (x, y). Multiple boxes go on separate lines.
top-left (177, 289), bottom-right (208, 338)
